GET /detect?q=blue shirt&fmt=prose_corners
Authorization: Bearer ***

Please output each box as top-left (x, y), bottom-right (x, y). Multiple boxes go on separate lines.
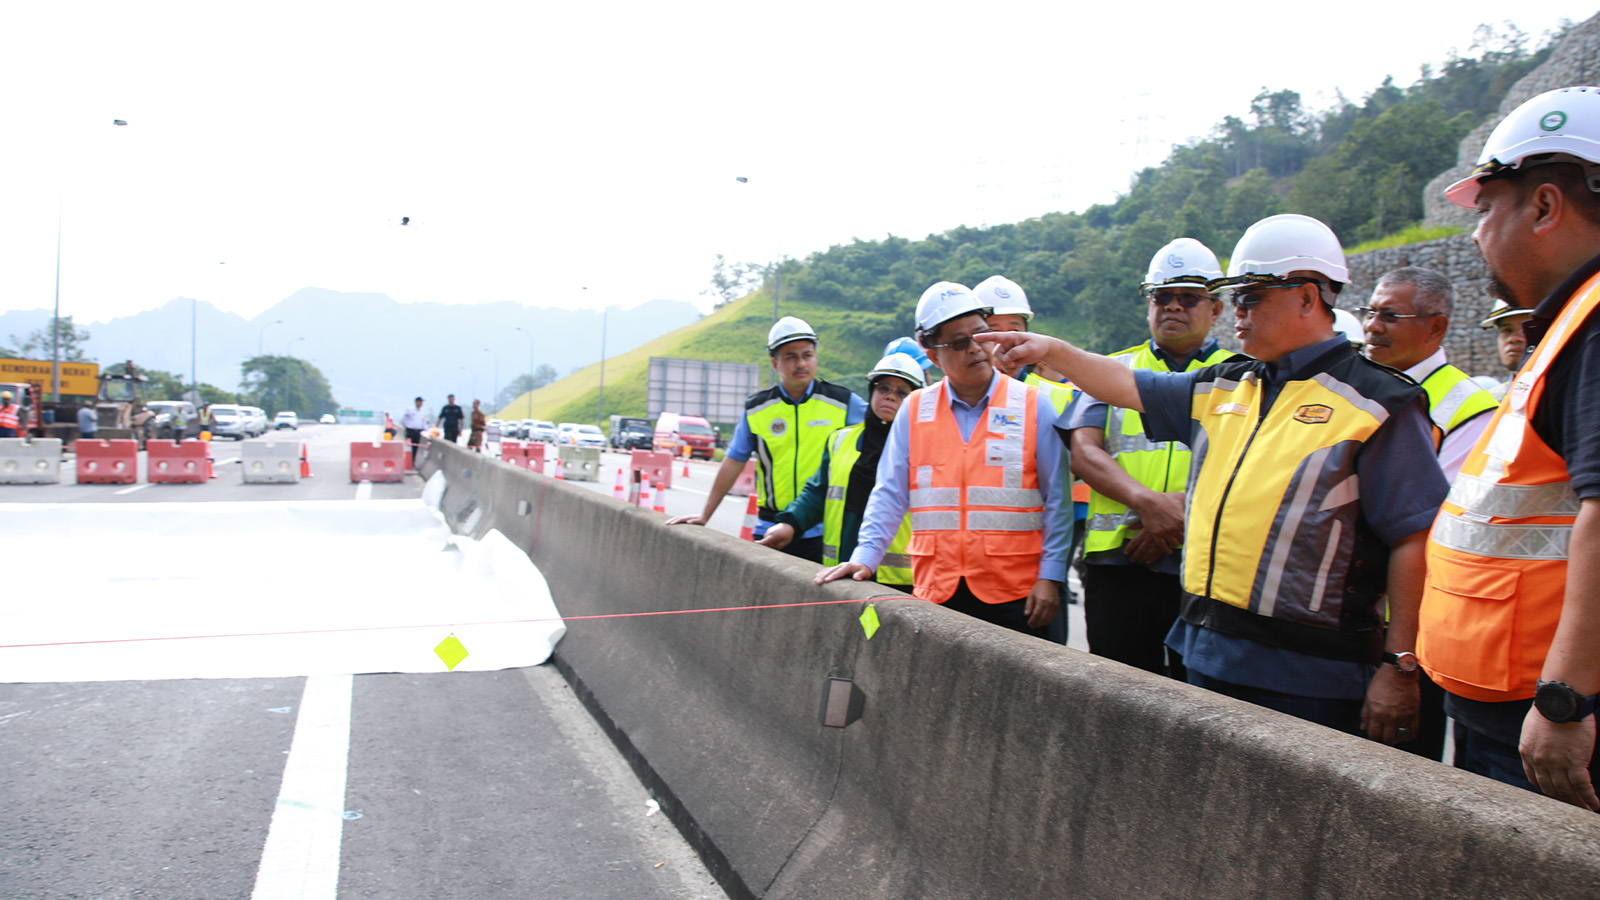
top-left (851, 370), bottom-right (1071, 586)
top-left (727, 380), bottom-right (867, 539)
top-left (1136, 335), bottom-right (1448, 699)
top-left (77, 406), bottom-right (97, 435)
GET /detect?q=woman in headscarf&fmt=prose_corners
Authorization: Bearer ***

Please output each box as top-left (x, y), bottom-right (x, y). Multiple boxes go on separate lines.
top-left (467, 400), bottom-right (486, 451)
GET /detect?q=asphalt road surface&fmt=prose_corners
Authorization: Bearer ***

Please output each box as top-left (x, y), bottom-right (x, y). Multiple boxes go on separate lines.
top-left (0, 426), bottom-right (726, 900)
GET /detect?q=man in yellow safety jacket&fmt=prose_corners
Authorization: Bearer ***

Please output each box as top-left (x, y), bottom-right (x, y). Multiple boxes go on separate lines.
top-left (1415, 87), bottom-right (1600, 809)
top-left (1065, 238), bottom-right (1234, 678)
top-left (979, 214), bottom-right (1449, 743)
top-left (817, 281), bottom-right (1070, 639)
top-left (758, 353), bottom-right (924, 590)
top-left (668, 316), bottom-right (866, 564)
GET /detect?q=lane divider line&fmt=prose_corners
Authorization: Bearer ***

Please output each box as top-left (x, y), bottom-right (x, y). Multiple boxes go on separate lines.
top-left (113, 483), bottom-right (153, 495)
top-left (250, 673), bottom-right (353, 900)
top-left (0, 597), bottom-right (909, 651)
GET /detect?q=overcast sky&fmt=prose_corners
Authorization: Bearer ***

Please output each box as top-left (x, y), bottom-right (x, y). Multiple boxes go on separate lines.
top-left (0, 2), bottom-right (1592, 325)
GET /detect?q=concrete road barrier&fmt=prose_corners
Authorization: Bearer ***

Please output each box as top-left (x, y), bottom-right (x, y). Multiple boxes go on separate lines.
top-left (351, 440), bottom-right (405, 483)
top-left (75, 439), bottom-right (138, 484)
top-left (421, 441), bottom-right (1600, 900)
top-left (241, 439), bottom-right (301, 484)
top-left (0, 438), bottom-right (62, 484)
top-left (557, 445), bottom-right (600, 482)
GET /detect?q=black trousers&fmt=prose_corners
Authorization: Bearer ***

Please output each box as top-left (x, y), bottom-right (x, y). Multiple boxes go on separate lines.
top-left (1084, 564), bottom-right (1186, 680)
top-left (779, 534), bottom-right (824, 565)
top-left (942, 578), bottom-right (1049, 640)
top-left (405, 428), bottom-right (423, 465)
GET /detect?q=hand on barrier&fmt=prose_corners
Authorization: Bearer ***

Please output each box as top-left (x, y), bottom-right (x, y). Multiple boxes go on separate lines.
top-left (756, 522), bottom-right (794, 550)
top-left (815, 561), bottom-right (873, 585)
top-left (1024, 578), bottom-right (1060, 629)
top-left (664, 513), bottom-right (706, 526)
top-left (1360, 665), bottom-right (1421, 746)
top-left (1520, 709), bottom-right (1600, 811)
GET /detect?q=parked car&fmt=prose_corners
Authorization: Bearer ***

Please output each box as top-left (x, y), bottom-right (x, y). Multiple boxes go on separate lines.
top-left (654, 412), bottom-right (716, 459)
top-left (319, 413), bottom-right (336, 424)
top-left (244, 407), bottom-right (269, 436)
top-left (145, 401), bottom-right (198, 440)
top-left (207, 403), bottom-right (249, 440)
top-left (530, 420), bottom-right (558, 444)
top-left (274, 411), bottom-right (299, 430)
top-left (609, 415), bottom-right (654, 451)
top-left (562, 423), bottom-right (606, 449)
top-left (519, 418), bottom-right (536, 440)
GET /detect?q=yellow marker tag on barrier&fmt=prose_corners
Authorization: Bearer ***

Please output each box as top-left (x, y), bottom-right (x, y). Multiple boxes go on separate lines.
top-left (434, 634), bottom-right (469, 671)
top-left (859, 604), bottom-right (880, 640)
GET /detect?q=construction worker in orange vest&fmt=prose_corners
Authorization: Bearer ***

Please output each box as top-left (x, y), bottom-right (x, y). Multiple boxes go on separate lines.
top-left (1416, 87), bottom-right (1600, 810)
top-left (0, 390), bottom-right (19, 437)
top-left (816, 281), bottom-right (1070, 639)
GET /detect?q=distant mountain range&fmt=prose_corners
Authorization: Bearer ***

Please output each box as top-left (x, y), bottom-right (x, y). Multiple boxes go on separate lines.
top-left (0, 289), bottom-right (702, 413)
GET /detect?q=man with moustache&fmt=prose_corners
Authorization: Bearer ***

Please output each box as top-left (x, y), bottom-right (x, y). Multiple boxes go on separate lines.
top-left (976, 214), bottom-right (1448, 743)
top-left (1360, 267), bottom-right (1497, 483)
top-left (1064, 238), bottom-right (1234, 678)
top-left (816, 282), bottom-right (1069, 639)
top-left (1415, 87), bottom-right (1600, 809)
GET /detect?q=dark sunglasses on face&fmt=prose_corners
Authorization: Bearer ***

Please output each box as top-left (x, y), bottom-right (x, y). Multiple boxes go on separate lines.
top-left (927, 326), bottom-right (993, 353)
top-left (1148, 291), bottom-right (1211, 309)
top-left (1229, 280), bottom-right (1318, 312)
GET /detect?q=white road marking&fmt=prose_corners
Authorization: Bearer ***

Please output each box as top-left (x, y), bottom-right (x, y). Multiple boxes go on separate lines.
top-left (251, 673), bottom-right (354, 900)
top-left (353, 481), bottom-right (372, 501)
top-left (113, 483), bottom-right (152, 495)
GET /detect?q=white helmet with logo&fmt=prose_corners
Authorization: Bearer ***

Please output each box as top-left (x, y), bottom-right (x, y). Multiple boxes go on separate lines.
top-left (767, 315), bottom-right (818, 352)
top-left (868, 352), bottom-right (926, 389)
top-left (973, 275), bottom-right (1032, 321)
top-left (1447, 86), bottom-right (1600, 209)
top-left (914, 281), bottom-right (990, 337)
top-left (1143, 237), bottom-right (1223, 292)
top-left (1217, 214), bottom-right (1349, 291)
top-left (1480, 298), bottom-right (1533, 329)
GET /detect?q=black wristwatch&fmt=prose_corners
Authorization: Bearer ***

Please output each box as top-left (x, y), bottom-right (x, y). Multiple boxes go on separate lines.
top-left (1534, 680), bottom-right (1600, 723)
top-left (1381, 651), bottom-right (1419, 675)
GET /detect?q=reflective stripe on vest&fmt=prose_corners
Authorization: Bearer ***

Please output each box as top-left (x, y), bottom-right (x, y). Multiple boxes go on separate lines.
top-left (1419, 362), bottom-right (1498, 448)
top-left (1085, 342), bottom-right (1231, 555)
top-left (1418, 270), bottom-right (1600, 702)
top-left (745, 382), bottom-right (852, 514)
top-left (821, 424), bottom-right (913, 583)
top-left (905, 376), bottom-right (1042, 604)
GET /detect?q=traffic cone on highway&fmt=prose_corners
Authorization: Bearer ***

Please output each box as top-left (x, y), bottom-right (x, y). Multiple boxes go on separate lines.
top-left (611, 466), bottom-right (627, 500)
top-left (553, 457), bottom-right (564, 480)
top-left (637, 479), bottom-right (650, 509)
top-left (653, 481), bottom-right (667, 513)
top-left (205, 442), bottom-right (217, 480)
top-left (300, 442), bottom-right (314, 478)
top-left (739, 494), bottom-right (759, 541)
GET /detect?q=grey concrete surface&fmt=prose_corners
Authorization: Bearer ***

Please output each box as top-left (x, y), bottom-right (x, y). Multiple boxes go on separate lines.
top-left (425, 439), bottom-right (1600, 900)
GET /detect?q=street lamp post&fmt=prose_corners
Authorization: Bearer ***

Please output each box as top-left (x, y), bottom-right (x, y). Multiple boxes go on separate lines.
top-left (597, 305), bottom-right (608, 426)
top-left (735, 175), bottom-right (782, 386)
top-left (51, 118), bottom-right (130, 401)
top-left (514, 326), bottom-right (535, 418)
top-left (258, 319), bottom-right (283, 357)
top-left (285, 338), bottom-right (305, 413)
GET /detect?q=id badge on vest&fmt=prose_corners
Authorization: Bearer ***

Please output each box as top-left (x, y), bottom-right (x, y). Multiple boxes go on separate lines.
top-left (985, 409), bottom-right (1024, 469)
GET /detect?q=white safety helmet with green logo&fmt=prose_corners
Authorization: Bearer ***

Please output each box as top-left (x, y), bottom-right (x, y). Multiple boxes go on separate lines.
top-left (1446, 86), bottom-right (1600, 209)
top-left (1212, 214), bottom-right (1349, 297)
top-left (767, 316), bottom-right (818, 352)
top-left (914, 281), bottom-right (990, 338)
top-left (973, 275), bottom-right (1032, 321)
top-left (867, 352), bottom-right (926, 390)
top-left (1143, 237), bottom-right (1223, 292)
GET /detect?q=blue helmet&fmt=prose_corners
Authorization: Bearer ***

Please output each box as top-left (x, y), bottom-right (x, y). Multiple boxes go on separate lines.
top-left (883, 336), bottom-right (930, 370)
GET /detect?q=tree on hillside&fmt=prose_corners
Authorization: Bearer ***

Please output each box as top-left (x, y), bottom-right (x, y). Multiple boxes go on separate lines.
top-left (495, 365), bottom-right (559, 409)
top-left (241, 355), bottom-right (337, 416)
top-left (2, 316), bottom-right (92, 361)
top-left (704, 255), bottom-right (768, 307)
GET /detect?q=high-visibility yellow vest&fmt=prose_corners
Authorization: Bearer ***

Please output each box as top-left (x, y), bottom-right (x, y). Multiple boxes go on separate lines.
top-left (1178, 345), bottom-right (1424, 661)
top-left (744, 381), bottom-right (854, 516)
top-left (821, 423), bottom-right (913, 585)
top-left (1024, 371), bottom-right (1076, 415)
top-left (1084, 341), bottom-right (1233, 555)
top-left (1418, 270), bottom-right (1600, 701)
top-left (1417, 361), bottom-right (1498, 450)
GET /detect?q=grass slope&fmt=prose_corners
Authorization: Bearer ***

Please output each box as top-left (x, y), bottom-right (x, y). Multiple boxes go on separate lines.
top-left (491, 287), bottom-right (900, 430)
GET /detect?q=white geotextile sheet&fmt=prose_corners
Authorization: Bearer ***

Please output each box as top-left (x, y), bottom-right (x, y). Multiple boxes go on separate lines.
top-left (0, 500), bottom-right (565, 682)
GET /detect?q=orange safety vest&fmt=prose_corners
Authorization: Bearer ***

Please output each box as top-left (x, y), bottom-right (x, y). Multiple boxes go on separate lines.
top-left (1417, 270), bottom-right (1600, 702)
top-left (0, 403), bottom-right (18, 430)
top-left (906, 375), bottom-right (1043, 605)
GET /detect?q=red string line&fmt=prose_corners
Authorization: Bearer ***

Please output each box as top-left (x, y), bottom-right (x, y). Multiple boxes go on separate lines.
top-left (0, 595), bottom-right (910, 651)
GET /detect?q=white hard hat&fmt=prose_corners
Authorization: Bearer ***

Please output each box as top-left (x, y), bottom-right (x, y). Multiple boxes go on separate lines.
top-left (1332, 308), bottom-right (1363, 346)
top-left (1480, 298), bottom-right (1533, 329)
top-left (0, 391), bottom-right (11, 400)
top-left (868, 352), bottom-right (926, 389)
top-left (767, 315), bottom-right (818, 352)
top-left (915, 281), bottom-right (989, 336)
top-left (1219, 214), bottom-right (1349, 289)
top-left (1447, 86), bottom-right (1600, 209)
top-left (1143, 237), bottom-right (1223, 292)
top-left (973, 275), bottom-right (1032, 321)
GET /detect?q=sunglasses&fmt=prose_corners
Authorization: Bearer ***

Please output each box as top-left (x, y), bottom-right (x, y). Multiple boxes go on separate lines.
top-left (1356, 306), bottom-right (1445, 325)
top-left (927, 326), bottom-right (993, 353)
top-left (1229, 280), bottom-right (1318, 312)
top-left (1148, 291), bottom-right (1212, 309)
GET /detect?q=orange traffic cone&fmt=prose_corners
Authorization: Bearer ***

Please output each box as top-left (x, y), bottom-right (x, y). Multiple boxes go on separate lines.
top-left (637, 479), bottom-right (651, 509)
top-left (553, 457), bottom-right (564, 480)
top-left (681, 449), bottom-right (691, 479)
top-left (300, 442), bottom-right (314, 478)
top-left (739, 493), bottom-right (759, 541)
top-left (653, 481), bottom-right (667, 513)
top-left (611, 466), bottom-right (627, 500)
top-left (206, 442), bottom-right (217, 479)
